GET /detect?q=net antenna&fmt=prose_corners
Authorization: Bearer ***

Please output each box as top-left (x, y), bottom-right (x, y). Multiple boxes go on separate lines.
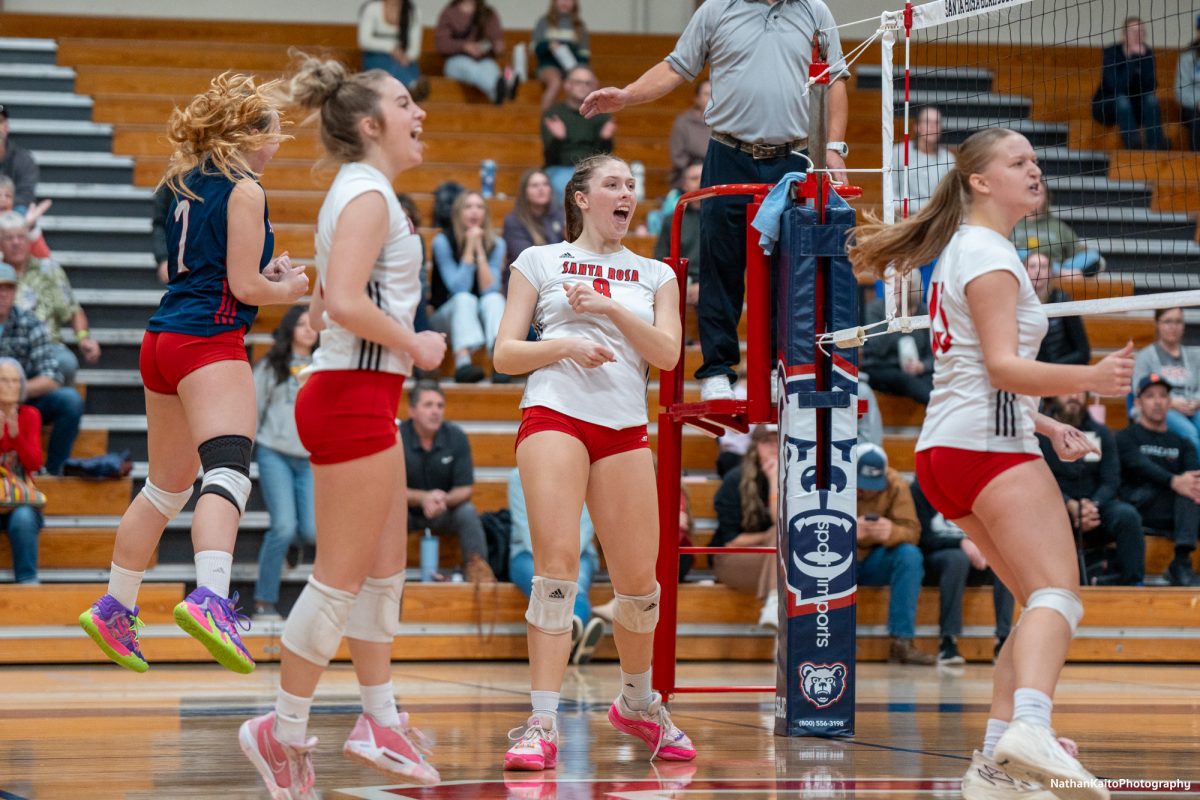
top-left (822, 0), bottom-right (1200, 349)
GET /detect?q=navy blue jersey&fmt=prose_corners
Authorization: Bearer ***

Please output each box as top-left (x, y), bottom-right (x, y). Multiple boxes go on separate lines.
top-left (148, 169), bottom-right (274, 336)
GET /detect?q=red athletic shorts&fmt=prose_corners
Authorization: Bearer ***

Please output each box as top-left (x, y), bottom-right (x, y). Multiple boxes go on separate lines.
top-left (139, 329), bottom-right (248, 395)
top-left (515, 405), bottom-right (649, 464)
top-left (915, 446), bottom-right (1040, 521)
top-left (295, 370), bottom-right (405, 465)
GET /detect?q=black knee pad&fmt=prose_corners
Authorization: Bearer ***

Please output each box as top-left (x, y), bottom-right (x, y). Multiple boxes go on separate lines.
top-left (197, 435), bottom-right (253, 514)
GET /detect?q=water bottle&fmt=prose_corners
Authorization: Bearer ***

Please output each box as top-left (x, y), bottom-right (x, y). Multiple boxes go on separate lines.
top-left (630, 160), bottom-right (646, 202)
top-left (419, 527), bottom-right (439, 582)
top-left (480, 159), bottom-right (497, 199)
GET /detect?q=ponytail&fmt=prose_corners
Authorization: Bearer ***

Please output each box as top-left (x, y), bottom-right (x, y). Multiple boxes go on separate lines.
top-left (847, 127), bottom-right (1019, 280)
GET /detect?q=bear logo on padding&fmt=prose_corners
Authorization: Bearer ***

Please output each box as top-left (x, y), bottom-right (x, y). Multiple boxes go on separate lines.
top-left (799, 662), bottom-right (847, 709)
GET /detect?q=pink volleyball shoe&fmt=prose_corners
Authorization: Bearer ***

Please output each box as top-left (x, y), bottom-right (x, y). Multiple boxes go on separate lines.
top-left (607, 695), bottom-right (697, 761)
top-left (504, 716), bottom-right (558, 771)
top-left (342, 712), bottom-right (440, 785)
top-left (238, 712), bottom-right (319, 800)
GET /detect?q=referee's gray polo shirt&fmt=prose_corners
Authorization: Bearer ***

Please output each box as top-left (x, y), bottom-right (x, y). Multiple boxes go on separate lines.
top-left (666, 0), bottom-right (849, 145)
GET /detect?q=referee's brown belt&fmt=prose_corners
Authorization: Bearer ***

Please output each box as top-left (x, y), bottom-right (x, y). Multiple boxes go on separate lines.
top-left (712, 132), bottom-right (807, 160)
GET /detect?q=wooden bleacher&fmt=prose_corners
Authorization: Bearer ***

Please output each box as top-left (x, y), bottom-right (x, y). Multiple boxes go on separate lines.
top-left (0, 13), bottom-right (1197, 666)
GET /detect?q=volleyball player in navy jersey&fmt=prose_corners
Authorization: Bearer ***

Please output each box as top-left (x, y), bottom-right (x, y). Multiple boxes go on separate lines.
top-left (79, 73), bottom-right (309, 675)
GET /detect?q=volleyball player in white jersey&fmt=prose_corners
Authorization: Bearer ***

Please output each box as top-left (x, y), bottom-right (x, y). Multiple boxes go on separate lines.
top-left (493, 153), bottom-right (697, 770)
top-left (239, 56), bottom-right (446, 798)
top-left (850, 128), bottom-right (1130, 800)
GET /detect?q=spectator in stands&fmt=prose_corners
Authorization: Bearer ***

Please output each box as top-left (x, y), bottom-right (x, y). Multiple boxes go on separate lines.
top-left (435, 0), bottom-right (512, 105)
top-left (542, 66), bottom-right (615, 204)
top-left (0, 178), bottom-right (49, 259)
top-left (502, 169), bottom-right (565, 283)
top-left (0, 105), bottom-right (38, 214)
top-left (858, 378), bottom-right (885, 449)
top-left (508, 466), bottom-right (604, 664)
top-left (0, 357), bottom-right (44, 584)
top-left (0, 263), bottom-right (81, 476)
top-left (653, 160), bottom-right (702, 311)
top-left (0, 212), bottom-right (100, 387)
top-left (856, 443), bottom-right (934, 665)
top-left (251, 305), bottom-right (317, 620)
top-left (582, 1), bottom-right (849, 401)
top-left (152, 184), bottom-right (171, 284)
top-left (1025, 252), bottom-right (1090, 366)
top-left (532, 0), bottom-right (592, 111)
top-left (431, 191), bottom-right (507, 383)
top-left (892, 106), bottom-right (954, 217)
top-left (712, 424), bottom-right (780, 629)
top-left (1092, 16), bottom-right (1169, 151)
top-left (1011, 188), bottom-right (1105, 277)
top-left (911, 477), bottom-right (1014, 664)
top-left (668, 80), bottom-right (710, 190)
top-left (401, 380), bottom-right (495, 581)
top-left (1040, 391), bottom-right (1143, 585)
top-left (1118, 373), bottom-right (1200, 586)
top-left (359, 0), bottom-right (430, 102)
top-left (1177, 16), bottom-right (1200, 152)
top-left (861, 278), bottom-right (933, 404)
top-left (1133, 307), bottom-right (1200, 451)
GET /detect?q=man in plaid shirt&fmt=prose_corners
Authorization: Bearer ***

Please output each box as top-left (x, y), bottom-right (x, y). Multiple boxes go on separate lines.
top-left (0, 263), bottom-right (83, 474)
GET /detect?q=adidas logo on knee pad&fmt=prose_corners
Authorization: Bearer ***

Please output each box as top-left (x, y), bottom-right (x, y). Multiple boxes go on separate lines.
top-left (549, 589), bottom-right (566, 599)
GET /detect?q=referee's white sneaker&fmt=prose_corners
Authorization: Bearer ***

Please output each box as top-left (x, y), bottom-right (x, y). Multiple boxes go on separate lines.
top-left (699, 376), bottom-right (735, 402)
top-left (961, 750), bottom-right (1056, 799)
top-left (993, 720), bottom-right (1110, 800)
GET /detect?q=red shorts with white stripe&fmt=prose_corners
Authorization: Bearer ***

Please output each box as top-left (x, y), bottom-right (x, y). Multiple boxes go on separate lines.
top-left (914, 446), bottom-right (1040, 521)
top-left (295, 370), bottom-right (405, 465)
top-left (139, 329), bottom-right (248, 395)
top-left (515, 405), bottom-right (649, 464)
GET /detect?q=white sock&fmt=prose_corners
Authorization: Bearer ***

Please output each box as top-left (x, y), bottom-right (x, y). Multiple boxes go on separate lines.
top-left (1012, 687), bottom-right (1053, 729)
top-left (107, 562), bottom-right (144, 610)
top-left (530, 690), bottom-right (560, 729)
top-left (620, 668), bottom-right (654, 712)
top-left (194, 550), bottom-right (233, 597)
top-left (274, 688), bottom-right (313, 746)
top-left (983, 718), bottom-right (1009, 757)
top-left (360, 681), bottom-right (401, 728)
top-left (454, 352), bottom-right (472, 368)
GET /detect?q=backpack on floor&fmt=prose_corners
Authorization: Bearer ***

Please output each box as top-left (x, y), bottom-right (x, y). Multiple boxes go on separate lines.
top-left (480, 508), bottom-right (512, 582)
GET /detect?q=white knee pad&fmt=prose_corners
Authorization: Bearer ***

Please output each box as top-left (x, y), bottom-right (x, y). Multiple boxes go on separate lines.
top-left (344, 572), bottom-right (405, 643)
top-left (197, 435), bottom-right (253, 514)
top-left (1024, 587), bottom-right (1084, 635)
top-left (525, 576), bottom-right (577, 635)
top-left (614, 583), bottom-right (661, 634)
top-left (281, 576), bottom-right (358, 666)
top-left (140, 479), bottom-right (193, 520)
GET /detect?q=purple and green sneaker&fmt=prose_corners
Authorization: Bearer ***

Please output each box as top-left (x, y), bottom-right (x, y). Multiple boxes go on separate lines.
top-left (173, 586), bottom-right (255, 674)
top-left (79, 594), bottom-right (149, 673)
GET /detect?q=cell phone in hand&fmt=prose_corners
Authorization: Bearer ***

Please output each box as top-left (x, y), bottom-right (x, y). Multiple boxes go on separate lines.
top-left (864, 514), bottom-right (880, 521)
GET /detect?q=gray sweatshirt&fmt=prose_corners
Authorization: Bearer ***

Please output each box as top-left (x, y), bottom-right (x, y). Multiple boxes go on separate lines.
top-left (1177, 47), bottom-right (1199, 111)
top-left (254, 355), bottom-right (311, 458)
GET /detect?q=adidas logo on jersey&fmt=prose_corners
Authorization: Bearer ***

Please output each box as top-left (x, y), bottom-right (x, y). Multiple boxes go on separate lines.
top-left (549, 588), bottom-right (566, 599)
top-left (558, 251), bottom-right (574, 258)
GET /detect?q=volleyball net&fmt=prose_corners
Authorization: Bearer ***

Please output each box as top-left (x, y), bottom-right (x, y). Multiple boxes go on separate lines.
top-left (821, 0), bottom-right (1198, 343)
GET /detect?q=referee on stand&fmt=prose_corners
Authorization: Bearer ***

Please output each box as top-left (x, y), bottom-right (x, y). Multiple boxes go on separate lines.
top-left (582, 0), bottom-right (850, 401)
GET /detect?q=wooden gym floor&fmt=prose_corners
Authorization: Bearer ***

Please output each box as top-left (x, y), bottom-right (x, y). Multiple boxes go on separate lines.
top-left (0, 661), bottom-right (1197, 799)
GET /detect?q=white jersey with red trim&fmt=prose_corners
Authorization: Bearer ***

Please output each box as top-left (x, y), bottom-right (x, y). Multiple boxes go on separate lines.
top-left (915, 224), bottom-right (1049, 455)
top-left (310, 162), bottom-right (421, 376)
top-left (511, 243), bottom-right (676, 430)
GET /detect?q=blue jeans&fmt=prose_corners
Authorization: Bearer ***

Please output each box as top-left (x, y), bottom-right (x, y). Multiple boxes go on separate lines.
top-left (1165, 408), bottom-right (1200, 453)
top-left (1114, 92), bottom-right (1166, 150)
top-left (362, 51), bottom-right (421, 87)
top-left (52, 343), bottom-right (79, 387)
top-left (253, 445), bottom-right (316, 604)
top-left (3, 505), bottom-right (43, 583)
top-left (544, 165), bottom-right (574, 209)
top-left (444, 54), bottom-right (502, 102)
top-left (858, 543), bottom-right (924, 638)
top-left (28, 387), bottom-right (83, 475)
top-left (509, 549), bottom-right (597, 621)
